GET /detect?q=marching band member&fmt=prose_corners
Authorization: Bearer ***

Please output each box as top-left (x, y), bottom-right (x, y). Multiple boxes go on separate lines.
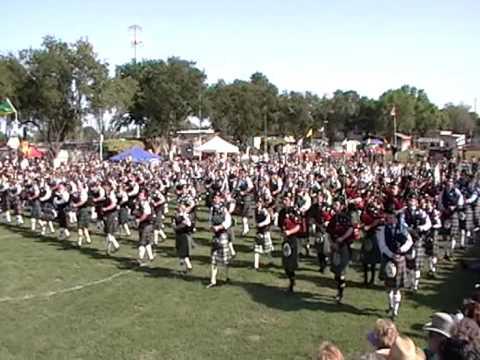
top-left (135, 190), bottom-right (155, 266)
top-left (102, 182), bottom-right (120, 255)
top-left (72, 182), bottom-right (91, 247)
top-left (278, 193), bottom-right (302, 293)
top-left (327, 200), bottom-right (354, 304)
top-left (207, 192), bottom-right (233, 288)
top-left (173, 203), bottom-right (193, 273)
top-left (254, 198), bottom-right (273, 271)
top-left (377, 204), bottom-right (414, 319)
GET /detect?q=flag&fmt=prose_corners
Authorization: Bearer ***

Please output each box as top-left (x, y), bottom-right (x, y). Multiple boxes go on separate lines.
top-left (306, 128), bottom-right (313, 138)
top-left (0, 98), bottom-right (17, 117)
top-left (390, 105), bottom-right (396, 117)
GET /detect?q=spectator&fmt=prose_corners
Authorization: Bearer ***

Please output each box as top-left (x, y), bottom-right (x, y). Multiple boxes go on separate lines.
top-left (388, 336), bottom-right (425, 360)
top-left (364, 319), bottom-right (399, 359)
top-left (316, 341), bottom-right (344, 360)
top-left (423, 312), bottom-right (455, 360)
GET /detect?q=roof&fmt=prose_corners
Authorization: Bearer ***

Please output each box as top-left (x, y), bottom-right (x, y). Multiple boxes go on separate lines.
top-left (195, 136), bottom-right (239, 154)
top-left (109, 147), bottom-right (160, 163)
top-left (177, 129), bottom-right (215, 135)
top-left (395, 133), bottom-right (412, 140)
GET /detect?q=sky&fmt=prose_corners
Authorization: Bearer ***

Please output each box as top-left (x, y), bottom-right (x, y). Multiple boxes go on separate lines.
top-left (3, 0), bottom-right (480, 109)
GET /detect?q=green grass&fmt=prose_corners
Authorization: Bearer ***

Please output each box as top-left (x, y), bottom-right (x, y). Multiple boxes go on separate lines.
top-left (0, 206), bottom-right (477, 360)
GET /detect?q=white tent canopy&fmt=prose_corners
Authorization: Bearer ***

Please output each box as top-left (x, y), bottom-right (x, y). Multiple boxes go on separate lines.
top-left (195, 136), bottom-right (239, 154)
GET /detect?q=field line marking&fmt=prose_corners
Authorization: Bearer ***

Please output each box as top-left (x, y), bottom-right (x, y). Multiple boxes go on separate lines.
top-left (0, 270), bottom-right (131, 304)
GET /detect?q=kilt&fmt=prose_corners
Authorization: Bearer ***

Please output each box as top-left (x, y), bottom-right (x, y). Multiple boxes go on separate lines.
top-left (465, 205), bottom-right (475, 231)
top-left (238, 196), bottom-right (251, 217)
top-left (138, 222), bottom-right (154, 246)
top-left (0, 193), bottom-right (9, 212)
top-left (77, 207), bottom-right (90, 229)
top-left (175, 232), bottom-right (191, 258)
top-left (30, 200), bottom-right (42, 219)
top-left (441, 212), bottom-right (459, 237)
top-left (382, 255), bottom-right (406, 289)
top-left (474, 202), bottom-right (480, 228)
top-left (118, 207), bottom-right (130, 226)
top-left (424, 230), bottom-right (439, 257)
top-left (361, 232), bottom-right (381, 265)
top-left (104, 211), bottom-right (118, 235)
top-left (254, 232), bottom-right (274, 254)
top-left (58, 209), bottom-right (68, 228)
top-left (154, 209), bottom-right (164, 230)
top-left (41, 203), bottom-right (57, 222)
top-left (330, 243), bottom-right (350, 276)
top-left (10, 198), bottom-right (22, 215)
top-left (211, 232), bottom-right (232, 266)
top-left (314, 231), bottom-right (331, 256)
top-left (282, 236), bottom-right (298, 272)
top-left (406, 237), bottom-right (425, 270)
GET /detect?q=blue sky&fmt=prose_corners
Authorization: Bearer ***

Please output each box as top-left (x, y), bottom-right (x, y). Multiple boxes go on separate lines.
top-left (3, 0), bottom-right (480, 109)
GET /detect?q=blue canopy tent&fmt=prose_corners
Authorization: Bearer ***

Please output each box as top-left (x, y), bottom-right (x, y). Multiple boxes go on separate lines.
top-left (109, 147), bottom-right (160, 163)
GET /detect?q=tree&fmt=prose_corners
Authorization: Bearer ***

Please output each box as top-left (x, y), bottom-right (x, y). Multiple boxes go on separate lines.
top-left (16, 36), bottom-right (109, 156)
top-left (442, 104), bottom-right (476, 135)
top-left (115, 58), bottom-right (206, 152)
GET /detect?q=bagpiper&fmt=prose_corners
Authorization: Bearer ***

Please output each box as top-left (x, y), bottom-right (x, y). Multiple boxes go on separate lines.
top-left (327, 200), bottom-right (354, 304)
top-left (207, 192), bottom-right (233, 288)
top-left (377, 203), bottom-right (414, 319)
top-left (253, 198), bottom-right (274, 271)
top-left (278, 193), bottom-right (302, 293)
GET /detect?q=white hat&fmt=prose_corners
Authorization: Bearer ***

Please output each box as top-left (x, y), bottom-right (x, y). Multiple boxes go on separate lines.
top-left (423, 312), bottom-right (455, 338)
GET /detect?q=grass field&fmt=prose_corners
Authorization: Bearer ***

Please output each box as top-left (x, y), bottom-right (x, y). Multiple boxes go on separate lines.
top-left (0, 206), bottom-right (478, 360)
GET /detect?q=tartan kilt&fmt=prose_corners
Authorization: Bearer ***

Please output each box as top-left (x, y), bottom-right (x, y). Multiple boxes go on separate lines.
top-left (77, 207), bottom-right (90, 229)
top-left (58, 209), bottom-right (68, 228)
top-left (118, 207), bottom-right (130, 225)
top-left (104, 211), bottom-right (118, 235)
top-left (465, 205), bottom-right (475, 231)
top-left (0, 194), bottom-right (9, 212)
top-left (406, 237), bottom-right (425, 270)
top-left (361, 232), bottom-right (381, 265)
top-left (227, 227), bottom-right (235, 243)
top-left (138, 222), bottom-right (154, 246)
top-left (10, 198), bottom-right (22, 215)
top-left (254, 232), bottom-right (274, 254)
top-left (30, 200), bottom-right (42, 219)
top-left (282, 236), bottom-right (298, 272)
top-left (330, 243), bottom-right (350, 276)
top-left (154, 209), bottom-right (164, 230)
top-left (474, 202), bottom-right (480, 228)
top-left (211, 232), bottom-right (232, 266)
top-left (41, 203), bottom-right (57, 222)
top-left (176, 232), bottom-right (191, 258)
top-left (238, 196), bottom-right (251, 217)
top-left (442, 212), bottom-right (459, 237)
top-left (382, 255), bottom-right (406, 289)
top-left (424, 229), bottom-right (440, 257)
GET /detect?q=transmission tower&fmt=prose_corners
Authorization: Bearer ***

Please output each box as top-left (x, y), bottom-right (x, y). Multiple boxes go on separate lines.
top-left (128, 24), bottom-right (143, 63)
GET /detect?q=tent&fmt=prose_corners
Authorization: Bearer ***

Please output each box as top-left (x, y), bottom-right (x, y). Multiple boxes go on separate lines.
top-left (25, 146), bottom-right (45, 159)
top-left (109, 147), bottom-right (160, 163)
top-left (195, 136), bottom-right (239, 154)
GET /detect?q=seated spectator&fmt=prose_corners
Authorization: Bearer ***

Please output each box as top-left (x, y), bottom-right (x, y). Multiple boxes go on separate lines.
top-left (423, 312), bottom-right (455, 360)
top-left (364, 319), bottom-right (399, 359)
top-left (316, 341), bottom-right (344, 360)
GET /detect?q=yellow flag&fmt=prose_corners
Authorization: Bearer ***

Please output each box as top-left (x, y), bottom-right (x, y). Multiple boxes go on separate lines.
top-left (306, 128), bottom-right (313, 138)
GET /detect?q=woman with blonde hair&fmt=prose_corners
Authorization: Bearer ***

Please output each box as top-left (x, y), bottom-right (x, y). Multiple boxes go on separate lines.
top-left (365, 319), bottom-right (399, 359)
top-left (316, 341), bottom-right (344, 360)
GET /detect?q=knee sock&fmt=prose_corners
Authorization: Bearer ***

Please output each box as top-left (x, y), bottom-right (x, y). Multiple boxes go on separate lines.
top-left (146, 244), bottom-right (154, 260)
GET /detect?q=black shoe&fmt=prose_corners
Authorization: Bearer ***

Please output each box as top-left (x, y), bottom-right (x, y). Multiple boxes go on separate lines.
top-left (335, 294), bottom-right (343, 304)
top-left (225, 278), bottom-right (231, 285)
top-left (319, 266), bottom-right (326, 274)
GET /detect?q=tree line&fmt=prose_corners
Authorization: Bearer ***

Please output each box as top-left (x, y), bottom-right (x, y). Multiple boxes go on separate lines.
top-left (0, 36), bottom-right (478, 154)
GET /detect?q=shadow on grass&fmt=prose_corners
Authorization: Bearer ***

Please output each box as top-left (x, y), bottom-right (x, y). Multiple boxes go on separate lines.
top-left (5, 223), bottom-right (478, 318)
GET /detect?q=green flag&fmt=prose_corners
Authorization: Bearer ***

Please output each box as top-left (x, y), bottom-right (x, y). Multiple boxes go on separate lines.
top-left (0, 98), bottom-right (17, 116)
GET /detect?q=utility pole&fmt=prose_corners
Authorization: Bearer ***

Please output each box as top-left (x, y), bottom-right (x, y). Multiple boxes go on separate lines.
top-left (129, 25), bottom-right (143, 138)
